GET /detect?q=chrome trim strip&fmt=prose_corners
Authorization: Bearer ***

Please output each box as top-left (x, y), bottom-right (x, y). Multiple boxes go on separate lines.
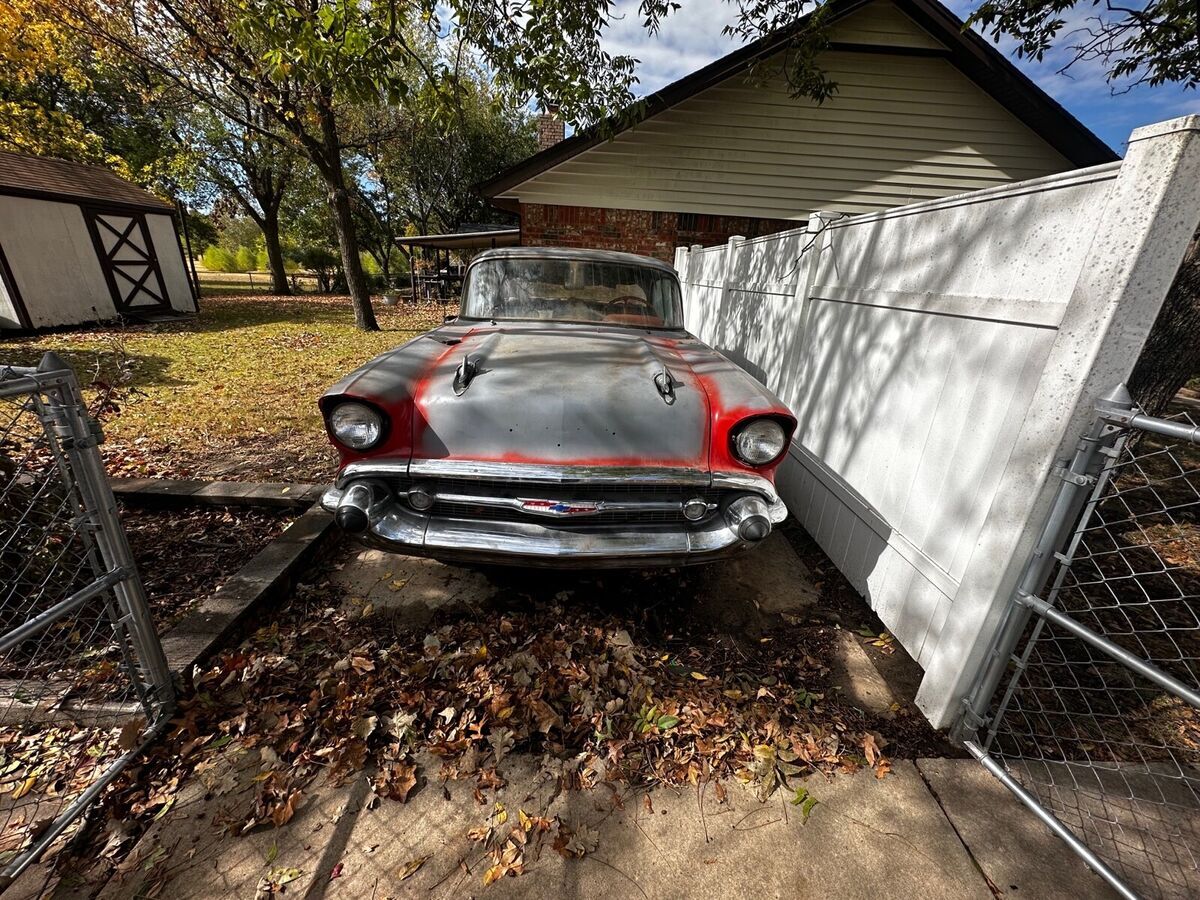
top-left (406, 459), bottom-right (710, 486)
top-left (710, 470), bottom-right (782, 504)
top-left (338, 460), bottom-right (410, 486)
top-left (338, 460), bottom-right (788, 502)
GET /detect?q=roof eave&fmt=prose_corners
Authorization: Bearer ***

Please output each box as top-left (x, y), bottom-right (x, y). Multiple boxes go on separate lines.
top-left (0, 184), bottom-right (174, 212)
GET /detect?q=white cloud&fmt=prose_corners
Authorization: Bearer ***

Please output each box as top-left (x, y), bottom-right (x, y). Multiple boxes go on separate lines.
top-left (603, 0), bottom-right (745, 94)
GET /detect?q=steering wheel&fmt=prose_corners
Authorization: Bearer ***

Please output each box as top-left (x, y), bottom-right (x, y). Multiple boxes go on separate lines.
top-left (605, 294), bottom-right (654, 312)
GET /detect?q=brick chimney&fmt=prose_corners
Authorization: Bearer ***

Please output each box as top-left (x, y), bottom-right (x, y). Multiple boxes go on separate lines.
top-left (537, 104), bottom-right (564, 151)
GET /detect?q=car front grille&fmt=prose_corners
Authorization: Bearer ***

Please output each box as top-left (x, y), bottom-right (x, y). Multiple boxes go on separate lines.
top-left (385, 475), bottom-right (723, 527)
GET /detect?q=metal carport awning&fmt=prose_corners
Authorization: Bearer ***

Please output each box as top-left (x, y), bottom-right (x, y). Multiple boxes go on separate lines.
top-left (397, 227), bottom-right (520, 303)
top-left (396, 227), bottom-right (520, 251)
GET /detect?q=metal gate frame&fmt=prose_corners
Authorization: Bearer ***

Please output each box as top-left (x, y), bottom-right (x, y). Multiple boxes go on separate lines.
top-left (0, 353), bottom-right (173, 891)
top-left (958, 384), bottom-right (1200, 899)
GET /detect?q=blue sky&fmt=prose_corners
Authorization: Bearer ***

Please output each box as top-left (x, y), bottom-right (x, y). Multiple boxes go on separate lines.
top-left (600, 0), bottom-right (1200, 155)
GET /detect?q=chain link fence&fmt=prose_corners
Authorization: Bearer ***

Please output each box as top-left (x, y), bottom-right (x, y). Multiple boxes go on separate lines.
top-left (961, 387), bottom-right (1200, 899)
top-left (0, 353), bottom-right (173, 892)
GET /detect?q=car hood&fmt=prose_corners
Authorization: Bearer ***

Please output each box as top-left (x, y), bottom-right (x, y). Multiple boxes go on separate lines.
top-left (412, 324), bottom-right (710, 468)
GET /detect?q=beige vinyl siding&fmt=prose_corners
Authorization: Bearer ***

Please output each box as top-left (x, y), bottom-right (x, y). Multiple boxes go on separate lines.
top-left (827, 0), bottom-right (947, 48)
top-left (501, 2), bottom-right (1072, 219)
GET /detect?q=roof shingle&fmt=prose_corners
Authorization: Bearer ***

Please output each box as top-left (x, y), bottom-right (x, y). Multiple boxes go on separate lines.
top-left (0, 151), bottom-right (172, 210)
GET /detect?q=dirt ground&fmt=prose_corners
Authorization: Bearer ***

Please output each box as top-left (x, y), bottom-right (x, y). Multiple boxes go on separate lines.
top-left (120, 503), bottom-right (293, 632)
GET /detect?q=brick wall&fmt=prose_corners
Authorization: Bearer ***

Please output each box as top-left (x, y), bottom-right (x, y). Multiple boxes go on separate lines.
top-left (519, 203), bottom-right (798, 262)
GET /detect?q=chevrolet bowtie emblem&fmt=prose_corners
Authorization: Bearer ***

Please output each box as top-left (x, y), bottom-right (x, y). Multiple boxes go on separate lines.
top-left (520, 499), bottom-right (604, 517)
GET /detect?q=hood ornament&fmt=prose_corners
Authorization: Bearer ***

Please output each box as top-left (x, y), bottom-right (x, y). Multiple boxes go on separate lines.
top-left (453, 353), bottom-right (479, 395)
top-left (654, 367), bottom-right (676, 405)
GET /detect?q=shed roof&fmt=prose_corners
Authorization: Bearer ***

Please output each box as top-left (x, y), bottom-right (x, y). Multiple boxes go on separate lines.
top-left (0, 151), bottom-right (173, 211)
top-left (480, 0), bottom-right (1117, 202)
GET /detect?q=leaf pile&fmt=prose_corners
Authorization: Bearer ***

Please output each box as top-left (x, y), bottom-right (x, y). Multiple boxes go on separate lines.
top-left (119, 503), bottom-right (291, 631)
top-left (102, 579), bottom-right (893, 883)
top-left (0, 723), bottom-right (126, 869)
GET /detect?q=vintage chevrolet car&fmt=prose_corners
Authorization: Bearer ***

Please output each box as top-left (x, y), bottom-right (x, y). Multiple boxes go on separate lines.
top-left (319, 247), bottom-right (796, 567)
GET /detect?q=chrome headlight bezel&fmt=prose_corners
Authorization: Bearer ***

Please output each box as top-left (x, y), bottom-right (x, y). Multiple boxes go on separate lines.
top-left (328, 401), bottom-right (387, 450)
top-left (730, 417), bottom-right (788, 467)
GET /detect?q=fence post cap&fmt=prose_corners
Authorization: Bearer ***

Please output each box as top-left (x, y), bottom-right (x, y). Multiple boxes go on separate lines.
top-left (1095, 383), bottom-right (1134, 413)
top-left (38, 351), bottom-right (70, 374)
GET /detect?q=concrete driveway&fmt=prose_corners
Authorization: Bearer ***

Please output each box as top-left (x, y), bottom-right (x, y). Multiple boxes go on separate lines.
top-left (16, 535), bottom-right (1115, 899)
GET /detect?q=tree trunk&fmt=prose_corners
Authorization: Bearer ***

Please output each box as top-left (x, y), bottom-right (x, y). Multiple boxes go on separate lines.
top-left (261, 209), bottom-right (291, 296)
top-left (1128, 234), bottom-right (1200, 415)
top-left (379, 253), bottom-right (391, 290)
top-left (316, 104), bottom-right (377, 331)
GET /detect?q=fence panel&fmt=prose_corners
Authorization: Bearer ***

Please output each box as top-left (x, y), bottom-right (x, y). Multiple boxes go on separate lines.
top-left (962, 396), bottom-right (1200, 899)
top-left (676, 115), bottom-right (1200, 725)
top-left (0, 354), bottom-right (173, 891)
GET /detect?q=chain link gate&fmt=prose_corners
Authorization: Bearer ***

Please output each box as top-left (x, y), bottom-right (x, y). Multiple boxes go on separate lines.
top-left (960, 385), bottom-right (1200, 899)
top-left (0, 353), bottom-right (173, 891)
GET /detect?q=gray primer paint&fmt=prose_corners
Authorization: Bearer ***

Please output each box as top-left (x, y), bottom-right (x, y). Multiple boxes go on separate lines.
top-left (414, 323), bottom-right (708, 465)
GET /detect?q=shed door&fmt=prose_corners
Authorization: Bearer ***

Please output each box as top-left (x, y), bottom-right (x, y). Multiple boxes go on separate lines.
top-left (83, 208), bottom-right (170, 313)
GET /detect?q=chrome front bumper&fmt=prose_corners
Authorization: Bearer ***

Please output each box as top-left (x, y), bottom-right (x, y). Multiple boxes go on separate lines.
top-left (321, 462), bottom-right (788, 568)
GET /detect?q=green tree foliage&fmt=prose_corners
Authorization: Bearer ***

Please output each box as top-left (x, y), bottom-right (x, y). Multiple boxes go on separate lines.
top-left (2, 0), bottom-right (195, 191)
top-left (201, 246), bottom-right (238, 273)
top-left (968, 0), bottom-right (1197, 90)
top-left (349, 51), bottom-right (535, 288)
top-left (235, 246), bottom-right (258, 272)
top-left (187, 105), bottom-right (295, 294)
top-left (53, 0), bottom-right (674, 329)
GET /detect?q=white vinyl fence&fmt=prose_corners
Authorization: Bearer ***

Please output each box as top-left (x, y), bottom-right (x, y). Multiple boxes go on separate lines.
top-left (676, 115), bottom-right (1200, 728)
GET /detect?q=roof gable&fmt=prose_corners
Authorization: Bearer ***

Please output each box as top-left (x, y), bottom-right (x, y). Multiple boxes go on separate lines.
top-left (480, 0), bottom-right (1116, 201)
top-left (0, 152), bottom-right (172, 211)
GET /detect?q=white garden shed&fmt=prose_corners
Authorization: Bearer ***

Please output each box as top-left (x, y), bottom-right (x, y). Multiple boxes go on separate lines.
top-left (0, 151), bottom-right (196, 331)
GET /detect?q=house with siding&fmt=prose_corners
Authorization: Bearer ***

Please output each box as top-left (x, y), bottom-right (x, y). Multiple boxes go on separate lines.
top-left (480, 0), bottom-right (1117, 261)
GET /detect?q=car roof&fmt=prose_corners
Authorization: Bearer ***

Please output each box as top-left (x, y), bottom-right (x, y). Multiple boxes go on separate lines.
top-left (469, 246), bottom-right (678, 275)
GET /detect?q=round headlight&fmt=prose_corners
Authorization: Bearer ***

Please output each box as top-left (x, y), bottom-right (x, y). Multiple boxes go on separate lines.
top-left (731, 418), bottom-right (787, 466)
top-left (329, 402), bottom-right (384, 450)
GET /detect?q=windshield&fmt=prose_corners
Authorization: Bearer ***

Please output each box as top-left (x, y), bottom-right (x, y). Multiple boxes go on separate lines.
top-left (461, 257), bottom-right (684, 329)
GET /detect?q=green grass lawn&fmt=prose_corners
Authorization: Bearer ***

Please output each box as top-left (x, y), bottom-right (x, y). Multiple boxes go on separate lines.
top-left (0, 294), bottom-right (451, 483)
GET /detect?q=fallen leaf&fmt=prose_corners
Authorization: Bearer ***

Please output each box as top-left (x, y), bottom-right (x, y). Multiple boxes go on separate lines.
top-left (398, 855), bottom-right (429, 881)
top-left (374, 762), bottom-right (417, 802)
top-left (118, 717), bottom-right (147, 752)
top-left (11, 776), bottom-right (35, 800)
top-left (789, 786), bottom-right (819, 823)
top-left (564, 822), bottom-right (599, 857)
